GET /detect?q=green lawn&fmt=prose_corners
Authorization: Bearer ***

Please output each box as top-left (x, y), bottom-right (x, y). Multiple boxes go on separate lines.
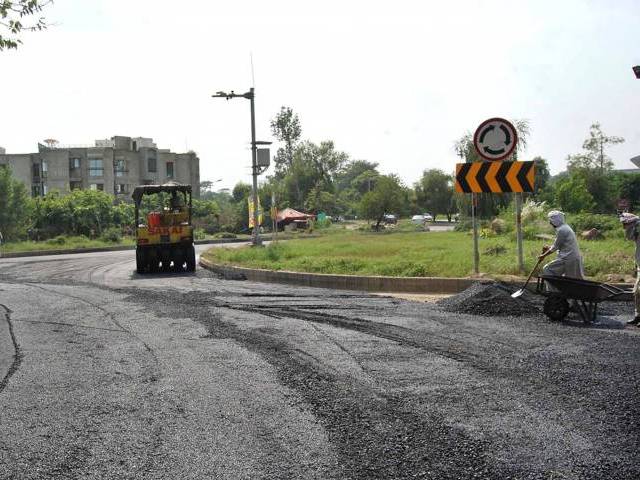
top-left (201, 229), bottom-right (635, 280)
top-left (0, 236), bottom-right (135, 254)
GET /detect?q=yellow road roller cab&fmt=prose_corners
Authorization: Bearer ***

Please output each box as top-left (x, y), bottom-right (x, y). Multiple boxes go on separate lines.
top-left (132, 182), bottom-right (196, 273)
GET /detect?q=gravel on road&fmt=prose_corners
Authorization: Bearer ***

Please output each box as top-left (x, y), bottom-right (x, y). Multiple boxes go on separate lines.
top-left (0, 250), bottom-right (639, 479)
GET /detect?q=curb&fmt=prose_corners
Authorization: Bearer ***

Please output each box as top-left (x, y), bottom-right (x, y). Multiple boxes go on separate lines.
top-left (199, 257), bottom-right (634, 296)
top-left (199, 257), bottom-right (490, 294)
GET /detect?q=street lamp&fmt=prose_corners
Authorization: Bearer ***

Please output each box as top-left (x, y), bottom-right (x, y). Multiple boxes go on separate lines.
top-left (211, 88), bottom-right (262, 246)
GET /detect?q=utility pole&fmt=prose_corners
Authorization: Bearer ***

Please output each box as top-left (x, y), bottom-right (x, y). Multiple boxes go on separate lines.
top-left (211, 88), bottom-right (262, 246)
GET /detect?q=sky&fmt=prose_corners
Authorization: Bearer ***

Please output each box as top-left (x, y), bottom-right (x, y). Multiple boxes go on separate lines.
top-left (1, 0), bottom-right (640, 191)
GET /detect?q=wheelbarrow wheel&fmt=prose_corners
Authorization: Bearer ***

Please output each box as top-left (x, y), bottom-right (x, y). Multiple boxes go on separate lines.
top-left (544, 295), bottom-right (569, 322)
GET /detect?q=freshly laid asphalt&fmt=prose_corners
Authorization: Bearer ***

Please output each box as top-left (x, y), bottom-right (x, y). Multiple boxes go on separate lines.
top-left (1, 245), bottom-right (639, 479)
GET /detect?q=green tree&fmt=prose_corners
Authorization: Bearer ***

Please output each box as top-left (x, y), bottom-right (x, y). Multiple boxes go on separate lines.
top-left (271, 106), bottom-right (302, 177)
top-left (0, 166), bottom-right (29, 240)
top-left (232, 182), bottom-right (252, 203)
top-left (192, 199), bottom-right (220, 218)
top-left (531, 156), bottom-right (550, 193)
top-left (616, 173), bottom-right (640, 210)
top-left (567, 123), bottom-right (624, 172)
top-left (414, 169), bottom-right (454, 221)
top-left (564, 123), bottom-right (624, 212)
top-left (359, 175), bottom-right (405, 230)
top-left (1, 0), bottom-right (51, 50)
top-left (577, 122), bottom-right (624, 172)
top-left (555, 175), bottom-right (596, 213)
top-left (305, 187), bottom-right (336, 214)
top-left (279, 140), bottom-right (349, 210)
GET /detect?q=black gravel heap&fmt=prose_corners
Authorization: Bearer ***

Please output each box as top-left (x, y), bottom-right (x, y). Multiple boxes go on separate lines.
top-left (437, 281), bottom-right (539, 317)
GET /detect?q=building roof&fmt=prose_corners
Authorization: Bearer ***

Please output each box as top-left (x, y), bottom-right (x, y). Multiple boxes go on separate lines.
top-left (276, 208), bottom-right (314, 222)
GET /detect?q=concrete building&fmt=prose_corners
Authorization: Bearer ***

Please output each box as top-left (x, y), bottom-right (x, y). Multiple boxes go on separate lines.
top-left (0, 136), bottom-right (200, 199)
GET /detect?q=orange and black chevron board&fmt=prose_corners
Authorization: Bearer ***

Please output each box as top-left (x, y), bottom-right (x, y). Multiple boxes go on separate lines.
top-left (455, 161), bottom-right (535, 193)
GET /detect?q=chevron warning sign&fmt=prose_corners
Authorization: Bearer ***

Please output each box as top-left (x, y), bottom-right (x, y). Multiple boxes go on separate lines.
top-left (455, 161), bottom-right (535, 193)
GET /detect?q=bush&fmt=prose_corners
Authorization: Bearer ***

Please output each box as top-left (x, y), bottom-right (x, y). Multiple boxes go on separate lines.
top-left (568, 213), bottom-right (619, 233)
top-left (265, 243), bottom-right (285, 261)
top-left (521, 200), bottom-right (547, 225)
top-left (101, 227), bottom-right (122, 243)
top-left (215, 232), bottom-right (237, 239)
top-left (45, 235), bottom-right (67, 245)
top-left (194, 228), bottom-right (206, 240)
top-left (316, 217), bottom-right (333, 229)
top-left (219, 224), bottom-right (237, 234)
top-left (454, 217), bottom-right (472, 232)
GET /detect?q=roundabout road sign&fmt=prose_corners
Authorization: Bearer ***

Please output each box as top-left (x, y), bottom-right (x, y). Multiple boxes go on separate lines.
top-left (473, 117), bottom-right (518, 161)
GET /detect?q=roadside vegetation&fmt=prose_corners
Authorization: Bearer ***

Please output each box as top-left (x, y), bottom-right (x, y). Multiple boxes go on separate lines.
top-left (1, 106), bottom-right (637, 263)
top-left (203, 213), bottom-right (634, 281)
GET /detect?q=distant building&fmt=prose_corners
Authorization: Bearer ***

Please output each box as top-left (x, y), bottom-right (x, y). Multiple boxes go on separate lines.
top-left (0, 136), bottom-right (200, 198)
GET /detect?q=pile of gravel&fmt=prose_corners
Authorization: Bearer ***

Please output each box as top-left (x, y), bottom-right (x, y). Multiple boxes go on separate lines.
top-left (437, 281), bottom-right (539, 317)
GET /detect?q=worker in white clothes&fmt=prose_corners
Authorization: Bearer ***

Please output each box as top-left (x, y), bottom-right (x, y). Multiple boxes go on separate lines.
top-left (538, 210), bottom-right (584, 279)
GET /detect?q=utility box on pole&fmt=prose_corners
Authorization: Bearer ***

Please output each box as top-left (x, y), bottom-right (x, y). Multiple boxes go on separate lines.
top-left (257, 148), bottom-right (270, 168)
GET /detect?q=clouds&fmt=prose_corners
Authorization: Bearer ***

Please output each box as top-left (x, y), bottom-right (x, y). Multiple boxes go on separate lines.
top-left (1, 0), bottom-right (639, 190)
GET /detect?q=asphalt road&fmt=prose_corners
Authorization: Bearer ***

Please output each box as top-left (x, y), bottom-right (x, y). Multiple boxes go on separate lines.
top-left (1, 246), bottom-right (639, 479)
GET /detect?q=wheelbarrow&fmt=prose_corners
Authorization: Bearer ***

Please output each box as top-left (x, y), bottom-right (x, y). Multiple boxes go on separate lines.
top-left (536, 275), bottom-right (632, 323)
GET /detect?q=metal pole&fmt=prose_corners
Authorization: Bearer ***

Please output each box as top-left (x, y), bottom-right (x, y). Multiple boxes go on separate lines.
top-left (249, 88), bottom-right (261, 246)
top-left (515, 192), bottom-right (524, 273)
top-left (472, 193), bottom-right (479, 274)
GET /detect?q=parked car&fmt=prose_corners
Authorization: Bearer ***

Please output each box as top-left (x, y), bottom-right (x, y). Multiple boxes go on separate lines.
top-left (422, 213), bottom-right (434, 222)
top-left (411, 214), bottom-right (426, 224)
top-left (383, 214), bottom-right (397, 224)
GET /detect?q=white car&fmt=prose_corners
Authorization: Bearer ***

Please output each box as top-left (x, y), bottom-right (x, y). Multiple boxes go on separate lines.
top-left (411, 215), bottom-right (425, 224)
top-left (422, 213), bottom-right (434, 222)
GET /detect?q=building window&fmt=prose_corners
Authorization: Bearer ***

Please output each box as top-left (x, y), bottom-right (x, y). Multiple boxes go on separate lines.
top-left (70, 181), bottom-right (82, 191)
top-left (166, 162), bottom-right (174, 178)
top-left (32, 185), bottom-right (41, 197)
top-left (32, 164), bottom-right (40, 178)
top-left (148, 157), bottom-right (157, 173)
top-left (89, 159), bottom-right (104, 177)
top-left (115, 158), bottom-right (126, 177)
top-left (70, 157), bottom-right (81, 169)
top-left (116, 184), bottom-right (127, 194)
top-left (89, 183), bottom-right (104, 191)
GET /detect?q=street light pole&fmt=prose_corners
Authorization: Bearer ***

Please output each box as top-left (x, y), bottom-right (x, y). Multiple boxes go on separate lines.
top-left (211, 88), bottom-right (261, 246)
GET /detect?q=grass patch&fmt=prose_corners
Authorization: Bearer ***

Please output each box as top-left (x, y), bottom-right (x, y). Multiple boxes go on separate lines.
top-left (1, 236), bottom-right (135, 254)
top-left (202, 229), bottom-right (636, 280)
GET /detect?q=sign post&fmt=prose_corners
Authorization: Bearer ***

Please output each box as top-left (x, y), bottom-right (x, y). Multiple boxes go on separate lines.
top-left (454, 118), bottom-right (534, 275)
top-left (471, 194), bottom-right (479, 274)
top-left (515, 192), bottom-right (524, 272)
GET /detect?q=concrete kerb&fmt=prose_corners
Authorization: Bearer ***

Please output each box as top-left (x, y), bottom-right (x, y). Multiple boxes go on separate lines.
top-left (199, 256), bottom-right (490, 294)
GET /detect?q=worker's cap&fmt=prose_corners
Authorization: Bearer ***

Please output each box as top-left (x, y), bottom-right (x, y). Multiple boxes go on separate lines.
top-left (620, 212), bottom-right (639, 224)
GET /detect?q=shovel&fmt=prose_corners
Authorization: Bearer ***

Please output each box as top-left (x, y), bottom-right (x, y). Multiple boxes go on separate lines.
top-left (512, 257), bottom-right (544, 298)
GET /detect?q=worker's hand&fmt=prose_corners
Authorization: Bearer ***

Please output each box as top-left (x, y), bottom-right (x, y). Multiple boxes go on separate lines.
top-left (541, 244), bottom-right (550, 254)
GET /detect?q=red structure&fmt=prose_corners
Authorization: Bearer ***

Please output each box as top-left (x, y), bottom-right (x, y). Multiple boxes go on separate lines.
top-left (276, 208), bottom-right (314, 229)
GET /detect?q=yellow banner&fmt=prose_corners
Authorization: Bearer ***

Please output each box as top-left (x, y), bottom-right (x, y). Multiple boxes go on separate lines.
top-left (248, 197), bottom-right (263, 228)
